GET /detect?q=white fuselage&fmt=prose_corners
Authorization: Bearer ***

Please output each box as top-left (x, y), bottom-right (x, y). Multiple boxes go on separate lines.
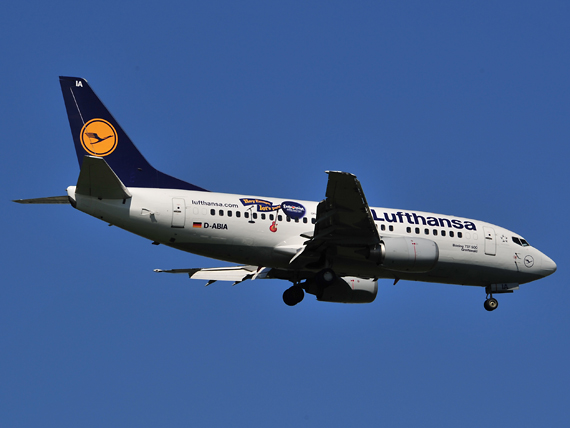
top-left (67, 186), bottom-right (556, 288)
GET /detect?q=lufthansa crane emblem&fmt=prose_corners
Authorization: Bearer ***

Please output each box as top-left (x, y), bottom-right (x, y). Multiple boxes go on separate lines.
top-left (80, 118), bottom-right (118, 157)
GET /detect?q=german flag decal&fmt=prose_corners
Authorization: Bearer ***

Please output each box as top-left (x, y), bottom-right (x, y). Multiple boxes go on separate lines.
top-left (193, 222), bottom-right (202, 228)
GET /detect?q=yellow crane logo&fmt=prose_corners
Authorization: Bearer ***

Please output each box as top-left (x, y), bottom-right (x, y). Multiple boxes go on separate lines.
top-left (80, 119), bottom-right (118, 156)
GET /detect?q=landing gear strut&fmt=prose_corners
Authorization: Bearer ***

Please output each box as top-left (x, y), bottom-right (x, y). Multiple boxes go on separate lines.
top-left (315, 268), bottom-right (336, 286)
top-left (283, 285), bottom-right (305, 306)
top-left (484, 294), bottom-right (499, 312)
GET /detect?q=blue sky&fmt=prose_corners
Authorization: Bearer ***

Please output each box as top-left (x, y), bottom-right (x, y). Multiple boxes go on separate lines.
top-left (1, 1), bottom-right (569, 426)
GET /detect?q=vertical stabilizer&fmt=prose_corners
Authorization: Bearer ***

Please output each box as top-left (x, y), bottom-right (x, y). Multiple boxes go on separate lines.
top-left (59, 76), bottom-right (207, 192)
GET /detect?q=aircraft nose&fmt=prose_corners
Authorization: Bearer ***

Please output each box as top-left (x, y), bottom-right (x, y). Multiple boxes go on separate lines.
top-left (541, 254), bottom-right (557, 277)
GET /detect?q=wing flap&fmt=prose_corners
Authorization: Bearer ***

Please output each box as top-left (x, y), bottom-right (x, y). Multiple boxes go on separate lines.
top-left (155, 265), bottom-right (264, 284)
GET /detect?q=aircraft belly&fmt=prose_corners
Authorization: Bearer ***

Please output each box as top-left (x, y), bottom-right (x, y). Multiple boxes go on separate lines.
top-left (169, 242), bottom-right (277, 266)
top-left (375, 262), bottom-right (523, 287)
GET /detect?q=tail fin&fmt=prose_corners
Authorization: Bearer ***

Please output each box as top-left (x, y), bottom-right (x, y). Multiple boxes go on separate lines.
top-left (59, 76), bottom-right (207, 192)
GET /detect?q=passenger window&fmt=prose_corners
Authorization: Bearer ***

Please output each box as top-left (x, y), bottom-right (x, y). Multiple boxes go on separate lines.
top-left (458, 232), bottom-right (463, 238)
top-left (441, 230), bottom-right (446, 237)
top-left (228, 211), bottom-right (232, 217)
top-left (261, 214), bottom-right (266, 220)
top-left (236, 211), bottom-right (241, 218)
top-left (389, 225), bottom-right (394, 232)
top-left (415, 227), bottom-right (420, 234)
top-left (303, 217), bottom-right (308, 224)
top-left (433, 230), bottom-right (437, 236)
top-left (450, 231), bottom-right (454, 237)
top-left (253, 213), bottom-right (258, 219)
top-left (210, 209), bottom-right (215, 216)
top-left (425, 229), bottom-right (429, 235)
top-left (406, 227), bottom-right (411, 233)
top-left (269, 214), bottom-right (274, 221)
top-left (219, 210), bottom-right (224, 216)
top-left (244, 212), bottom-right (249, 218)
top-left (295, 218), bottom-right (299, 223)
top-left (311, 218), bottom-right (316, 224)
top-left (278, 215), bottom-right (283, 222)
top-left (286, 217), bottom-right (291, 222)
top-left (381, 224), bottom-right (386, 231)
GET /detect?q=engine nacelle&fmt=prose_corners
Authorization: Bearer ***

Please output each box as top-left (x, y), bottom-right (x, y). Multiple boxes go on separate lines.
top-left (368, 236), bottom-right (439, 273)
top-left (306, 276), bottom-right (378, 304)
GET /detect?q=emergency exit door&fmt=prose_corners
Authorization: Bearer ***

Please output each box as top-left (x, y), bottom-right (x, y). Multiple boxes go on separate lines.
top-left (171, 198), bottom-right (186, 228)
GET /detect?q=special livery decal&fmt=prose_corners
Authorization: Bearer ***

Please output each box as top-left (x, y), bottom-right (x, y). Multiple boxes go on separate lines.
top-left (239, 198), bottom-right (307, 233)
top-left (240, 198), bottom-right (281, 212)
top-left (281, 201), bottom-right (306, 219)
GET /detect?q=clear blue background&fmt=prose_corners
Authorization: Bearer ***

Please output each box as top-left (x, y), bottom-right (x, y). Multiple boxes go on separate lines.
top-left (1, 1), bottom-right (568, 426)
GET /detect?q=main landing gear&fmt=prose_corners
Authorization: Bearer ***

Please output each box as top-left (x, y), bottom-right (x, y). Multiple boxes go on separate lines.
top-left (283, 285), bottom-right (304, 306)
top-left (484, 294), bottom-right (499, 312)
top-left (282, 268), bottom-right (337, 306)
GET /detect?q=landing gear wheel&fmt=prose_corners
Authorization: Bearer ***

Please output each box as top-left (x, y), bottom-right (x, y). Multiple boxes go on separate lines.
top-left (283, 286), bottom-right (305, 306)
top-left (484, 297), bottom-right (499, 311)
top-left (316, 268), bottom-right (336, 286)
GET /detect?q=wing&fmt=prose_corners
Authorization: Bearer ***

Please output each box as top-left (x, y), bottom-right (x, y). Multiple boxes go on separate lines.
top-left (154, 265), bottom-right (273, 286)
top-left (291, 171), bottom-right (380, 267)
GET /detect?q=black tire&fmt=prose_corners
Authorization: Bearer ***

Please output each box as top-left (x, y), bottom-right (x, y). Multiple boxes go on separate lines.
top-left (484, 298), bottom-right (499, 311)
top-left (291, 286), bottom-right (304, 304)
top-left (283, 288), bottom-right (296, 306)
top-left (283, 286), bottom-right (304, 306)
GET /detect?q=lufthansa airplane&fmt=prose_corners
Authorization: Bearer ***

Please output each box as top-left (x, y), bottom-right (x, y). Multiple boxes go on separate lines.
top-left (15, 77), bottom-right (557, 311)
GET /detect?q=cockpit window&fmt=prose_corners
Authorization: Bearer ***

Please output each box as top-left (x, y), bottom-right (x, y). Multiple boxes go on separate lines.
top-left (512, 237), bottom-right (531, 247)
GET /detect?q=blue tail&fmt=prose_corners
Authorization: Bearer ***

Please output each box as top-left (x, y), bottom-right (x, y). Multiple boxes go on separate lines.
top-left (59, 76), bottom-right (207, 192)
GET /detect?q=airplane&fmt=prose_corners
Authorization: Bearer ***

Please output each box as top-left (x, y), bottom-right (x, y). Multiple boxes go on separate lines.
top-left (14, 76), bottom-right (557, 311)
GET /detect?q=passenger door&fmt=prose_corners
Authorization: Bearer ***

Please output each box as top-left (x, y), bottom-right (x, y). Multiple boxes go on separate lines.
top-left (483, 226), bottom-right (496, 256)
top-left (171, 198), bottom-right (186, 228)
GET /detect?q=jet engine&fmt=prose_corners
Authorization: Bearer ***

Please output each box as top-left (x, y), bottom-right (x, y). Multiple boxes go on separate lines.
top-left (305, 276), bottom-right (378, 304)
top-left (368, 236), bottom-right (439, 273)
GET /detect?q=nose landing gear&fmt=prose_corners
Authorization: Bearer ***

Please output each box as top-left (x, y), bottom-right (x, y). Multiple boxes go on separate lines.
top-left (484, 294), bottom-right (499, 311)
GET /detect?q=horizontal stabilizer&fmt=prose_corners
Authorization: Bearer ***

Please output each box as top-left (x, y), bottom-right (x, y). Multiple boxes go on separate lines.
top-left (76, 156), bottom-right (132, 200)
top-left (13, 196), bottom-right (70, 204)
